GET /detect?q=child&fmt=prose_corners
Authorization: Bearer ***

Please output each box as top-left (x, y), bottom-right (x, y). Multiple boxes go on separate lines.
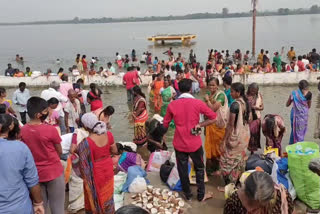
top-left (45, 97), bottom-right (61, 135)
top-left (99, 105), bottom-right (115, 130)
top-left (20, 96), bottom-right (65, 213)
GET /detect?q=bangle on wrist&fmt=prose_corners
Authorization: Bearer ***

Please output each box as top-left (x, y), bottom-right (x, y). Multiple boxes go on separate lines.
top-left (33, 201), bottom-right (43, 206)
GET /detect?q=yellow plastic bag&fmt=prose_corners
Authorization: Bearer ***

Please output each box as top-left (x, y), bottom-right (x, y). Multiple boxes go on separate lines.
top-left (264, 146), bottom-right (279, 157)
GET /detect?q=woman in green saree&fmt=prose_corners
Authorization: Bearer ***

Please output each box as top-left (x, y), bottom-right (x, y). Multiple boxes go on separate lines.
top-left (160, 77), bottom-right (177, 117)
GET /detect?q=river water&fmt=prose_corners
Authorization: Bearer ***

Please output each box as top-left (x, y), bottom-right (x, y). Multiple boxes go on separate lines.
top-left (1, 14), bottom-right (320, 72)
top-left (5, 85), bottom-right (320, 151)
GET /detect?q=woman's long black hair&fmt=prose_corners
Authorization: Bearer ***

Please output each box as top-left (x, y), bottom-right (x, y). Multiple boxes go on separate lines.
top-left (264, 114), bottom-right (276, 137)
top-left (133, 85), bottom-right (146, 98)
top-left (231, 82), bottom-right (251, 124)
top-left (90, 83), bottom-right (102, 97)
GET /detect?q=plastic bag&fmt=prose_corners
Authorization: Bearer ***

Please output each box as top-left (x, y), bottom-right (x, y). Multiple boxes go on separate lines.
top-left (271, 158), bottom-right (296, 200)
top-left (128, 176), bottom-right (147, 193)
top-left (245, 154), bottom-right (274, 174)
top-left (286, 142), bottom-right (320, 209)
top-left (160, 160), bottom-right (175, 183)
top-left (147, 151), bottom-right (172, 172)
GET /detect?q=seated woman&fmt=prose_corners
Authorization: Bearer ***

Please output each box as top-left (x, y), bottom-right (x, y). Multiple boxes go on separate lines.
top-left (224, 171), bottom-right (294, 214)
top-left (116, 143), bottom-right (145, 173)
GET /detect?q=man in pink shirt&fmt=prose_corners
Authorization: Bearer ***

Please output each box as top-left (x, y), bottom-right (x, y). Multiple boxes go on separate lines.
top-left (59, 74), bottom-right (74, 99)
top-left (162, 79), bottom-right (216, 201)
top-left (123, 66), bottom-right (142, 102)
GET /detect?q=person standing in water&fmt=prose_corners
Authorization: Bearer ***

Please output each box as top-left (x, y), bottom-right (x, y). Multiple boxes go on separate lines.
top-left (286, 80), bottom-right (312, 144)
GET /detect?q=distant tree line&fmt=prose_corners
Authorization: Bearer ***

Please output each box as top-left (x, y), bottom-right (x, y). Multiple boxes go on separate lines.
top-left (1, 5), bottom-right (320, 26)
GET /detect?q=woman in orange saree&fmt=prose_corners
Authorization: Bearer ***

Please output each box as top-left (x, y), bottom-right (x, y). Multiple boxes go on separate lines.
top-left (152, 74), bottom-right (164, 113)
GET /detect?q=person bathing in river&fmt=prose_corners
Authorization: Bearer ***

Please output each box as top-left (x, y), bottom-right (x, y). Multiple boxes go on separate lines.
top-left (286, 80), bottom-right (312, 144)
top-left (247, 83), bottom-right (264, 154)
top-left (204, 77), bottom-right (228, 174)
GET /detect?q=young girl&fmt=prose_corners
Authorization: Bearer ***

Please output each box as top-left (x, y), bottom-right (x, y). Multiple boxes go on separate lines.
top-left (46, 97), bottom-right (61, 135)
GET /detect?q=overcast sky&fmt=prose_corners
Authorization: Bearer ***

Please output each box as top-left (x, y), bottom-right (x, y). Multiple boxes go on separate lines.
top-left (1, 0), bottom-right (319, 22)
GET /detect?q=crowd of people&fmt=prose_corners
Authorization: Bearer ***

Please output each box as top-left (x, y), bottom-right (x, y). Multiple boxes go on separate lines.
top-left (4, 46), bottom-right (320, 79)
top-left (0, 46), bottom-right (319, 214)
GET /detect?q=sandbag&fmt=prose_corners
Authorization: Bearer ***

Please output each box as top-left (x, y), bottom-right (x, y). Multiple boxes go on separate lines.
top-left (245, 154), bottom-right (274, 174)
top-left (287, 142), bottom-right (320, 209)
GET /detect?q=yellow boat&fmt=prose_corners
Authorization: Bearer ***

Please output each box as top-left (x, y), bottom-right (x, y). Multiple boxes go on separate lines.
top-left (147, 34), bottom-right (196, 44)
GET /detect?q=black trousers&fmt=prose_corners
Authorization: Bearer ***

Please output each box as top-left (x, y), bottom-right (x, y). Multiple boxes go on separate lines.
top-left (20, 111), bottom-right (27, 125)
top-left (175, 146), bottom-right (205, 201)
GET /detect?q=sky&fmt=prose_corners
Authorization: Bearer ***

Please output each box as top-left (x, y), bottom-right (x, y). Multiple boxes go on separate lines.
top-left (1, 0), bottom-right (319, 22)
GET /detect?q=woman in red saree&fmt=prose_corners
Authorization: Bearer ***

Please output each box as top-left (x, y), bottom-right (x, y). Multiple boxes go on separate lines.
top-left (73, 112), bottom-right (118, 214)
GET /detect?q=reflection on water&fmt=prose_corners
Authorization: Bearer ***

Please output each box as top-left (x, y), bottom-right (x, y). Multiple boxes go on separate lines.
top-left (6, 85), bottom-right (320, 150)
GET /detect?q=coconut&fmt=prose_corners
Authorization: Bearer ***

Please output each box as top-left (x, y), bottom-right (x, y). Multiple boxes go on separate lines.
top-left (174, 192), bottom-right (179, 198)
top-left (178, 200), bottom-right (185, 207)
top-left (131, 201), bottom-right (137, 205)
top-left (146, 203), bottom-right (153, 209)
top-left (168, 191), bottom-right (173, 196)
top-left (136, 203), bottom-right (143, 207)
top-left (147, 185), bottom-right (154, 192)
top-left (151, 208), bottom-right (158, 214)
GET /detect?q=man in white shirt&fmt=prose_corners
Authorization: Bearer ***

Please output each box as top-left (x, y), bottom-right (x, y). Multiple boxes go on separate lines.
top-left (41, 81), bottom-right (68, 134)
top-left (12, 82), bottom-right (30, 124)
top-left (64, 89), bottom-right (81, 133)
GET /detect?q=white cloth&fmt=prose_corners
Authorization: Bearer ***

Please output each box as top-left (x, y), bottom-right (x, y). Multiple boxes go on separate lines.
top-left (12, 89), bottom-right (30, 112)
top-left (179, 93), bottom-right (195, 99)
top-left (60, 133), bottom-right (73, 154)
top-left (117, 55), bottom-right (122, 61)
top-left (302, 59), bottom-right (310, 67)
top-left (41, 88), bottom-right (68, 117)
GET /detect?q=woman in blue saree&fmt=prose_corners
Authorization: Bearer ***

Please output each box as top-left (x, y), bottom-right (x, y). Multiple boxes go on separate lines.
top-left (286, 80), bottom-right (312, 144)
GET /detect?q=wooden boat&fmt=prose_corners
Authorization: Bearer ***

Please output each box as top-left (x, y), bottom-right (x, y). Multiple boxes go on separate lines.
top-left (147, 34), bottom-right (196, 44)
